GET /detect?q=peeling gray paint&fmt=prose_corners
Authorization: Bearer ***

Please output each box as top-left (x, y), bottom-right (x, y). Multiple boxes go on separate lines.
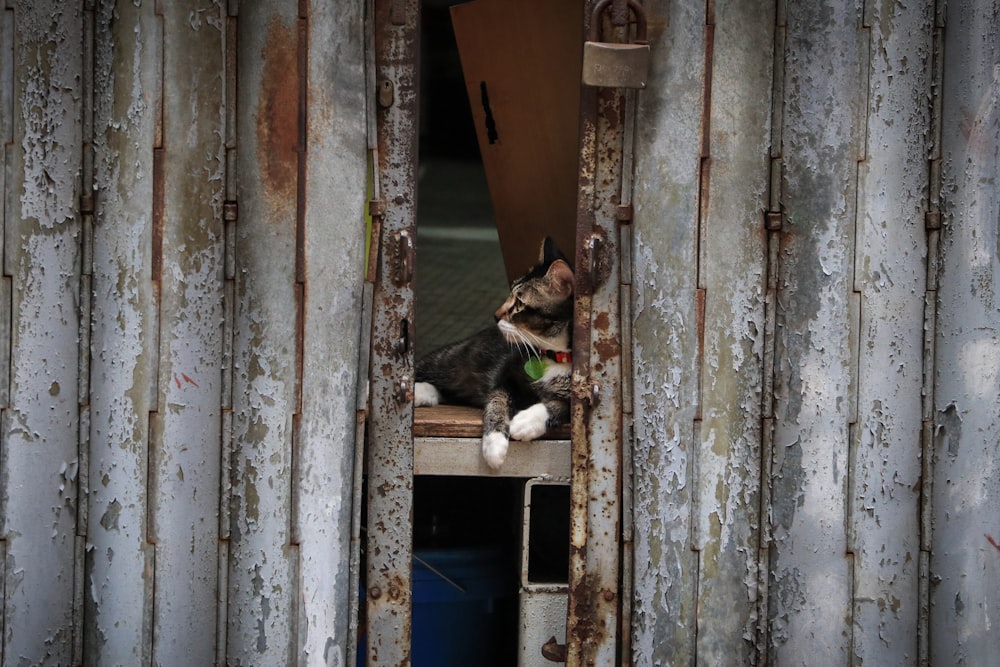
top-left (931, 2), bottom-right (1000, 665)
top-left (86, 3), bottom-right (158, 664)
top-left (3, 3), bottom-right (82, 664)
top-left (295, 1), bottom-right (367, 664)
top-left (630, 1), bottom-right (704, 663)
top-left (228, 3), bottom-right (298, 664)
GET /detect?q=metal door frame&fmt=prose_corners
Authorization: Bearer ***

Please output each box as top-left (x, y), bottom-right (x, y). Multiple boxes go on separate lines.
top-left (362, 0), bottom-right (633, 664)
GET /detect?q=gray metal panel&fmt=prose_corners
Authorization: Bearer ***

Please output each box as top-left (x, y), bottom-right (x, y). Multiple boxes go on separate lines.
top-left (769, 2), bottom-right (863, 662)
top-left (850, 1), bottom-right (932, 663)
top-left (630, 1), bottom-right (705, 664)
top-left (229, 3), bottom-right (299, 663)
top-left (149, 1), bottom-right (227, 664)
top-left (695, 1), bottom-right (772, 661)
top-left (931, 2), bottom-right (1000, 664)
top-left (2, 3), bottom-right (82, 663)
top-left (85, 2), bottom-right (160, 664)
top-left (295, 1), bottom-right (367, 664)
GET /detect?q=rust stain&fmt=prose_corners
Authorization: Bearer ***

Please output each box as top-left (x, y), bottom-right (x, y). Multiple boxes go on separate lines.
top-left (257, 17), bottom-right (299, 208)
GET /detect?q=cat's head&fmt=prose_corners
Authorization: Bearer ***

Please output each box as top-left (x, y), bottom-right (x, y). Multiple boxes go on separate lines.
top-left (494, 237), bottom-right (574, 351)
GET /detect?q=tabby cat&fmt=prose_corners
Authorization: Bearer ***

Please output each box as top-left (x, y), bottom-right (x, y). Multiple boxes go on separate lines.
top-left (414, 237), bottom-right (573, 469)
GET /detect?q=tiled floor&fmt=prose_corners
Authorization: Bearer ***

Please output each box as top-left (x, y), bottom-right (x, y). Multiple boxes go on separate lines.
top-left (414, 158), bottom-right (510, 357)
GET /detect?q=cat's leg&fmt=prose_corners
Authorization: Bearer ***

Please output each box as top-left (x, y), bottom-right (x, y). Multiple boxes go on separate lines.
top-left (414, 382), bottom-right (441, 407)
top-left (481, 389), bottom-right (512, 469)
top-left (510, 398), bottom-right (569, 441)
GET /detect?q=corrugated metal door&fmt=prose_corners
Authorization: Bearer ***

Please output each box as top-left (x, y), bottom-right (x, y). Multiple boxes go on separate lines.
top-left (630, 0), bottom-right (999, 665)
top-left (2, 1), bottom-right (367, 664)
top-left (1, 0), bottom-right (999, 665)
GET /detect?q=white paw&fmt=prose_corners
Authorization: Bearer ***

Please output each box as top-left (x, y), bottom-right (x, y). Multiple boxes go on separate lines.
top-left (414, 382), bottom-right (440, 407)
top-left (509, 403), bottom-right (549, 441)
top-left (482, 432), bottom-right (509, 470)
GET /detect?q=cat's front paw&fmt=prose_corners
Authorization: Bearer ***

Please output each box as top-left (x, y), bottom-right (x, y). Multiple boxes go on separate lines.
top-left (414, 382), bottom-right (441, 407)
top-left (509, 403), bottom-right (549, 441)
top-left (482, 432), bottom-right (509, 470)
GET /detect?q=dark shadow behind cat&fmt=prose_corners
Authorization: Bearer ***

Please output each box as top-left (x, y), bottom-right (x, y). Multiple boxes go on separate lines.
top-left (414, 237), bottom-right (573, 469)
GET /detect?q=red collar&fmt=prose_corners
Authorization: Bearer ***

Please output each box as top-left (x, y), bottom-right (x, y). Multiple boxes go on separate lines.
top-left (541, 349), bottom-right (571, 364)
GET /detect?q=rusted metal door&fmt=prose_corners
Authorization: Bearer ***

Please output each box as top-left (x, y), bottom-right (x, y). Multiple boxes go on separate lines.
top-left (630, 1), bottom-right (997, 666)
top-left (3, 1), bottom-right (367, 664)
top-left (2, 0), bottom-right (1000, 665)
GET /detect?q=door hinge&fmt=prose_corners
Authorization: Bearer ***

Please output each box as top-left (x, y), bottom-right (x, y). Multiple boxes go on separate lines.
top-left (765, 210), bottom-right (783, 231)
top-left (223, 200), bottom-right (238, 223)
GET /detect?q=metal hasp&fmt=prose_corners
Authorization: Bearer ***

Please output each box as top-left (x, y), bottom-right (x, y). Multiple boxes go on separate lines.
top-left (365, 0), bottom-right (420, 665)
top-left (582, 0), bottom-right (650, 89)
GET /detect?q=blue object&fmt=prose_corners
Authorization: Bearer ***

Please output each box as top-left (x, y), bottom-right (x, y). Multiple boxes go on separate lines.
top-left (359, 548), bottom-right (516, 666)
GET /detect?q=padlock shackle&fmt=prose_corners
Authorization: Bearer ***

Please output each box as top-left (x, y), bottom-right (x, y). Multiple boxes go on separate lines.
top-left (588, 0), bottom-right (649, 44)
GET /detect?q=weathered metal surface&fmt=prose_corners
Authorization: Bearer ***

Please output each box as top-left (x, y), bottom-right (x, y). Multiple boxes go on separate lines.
top-left (2, 3), bottom-right (82, 664)
top-left (230, 3), bottom-right (299, 663)
top-left (931, 2), bottom-right (1000, 664)
top-left (365, 0), bottom-right (420, 664)
top-left (694, 1), bottom-right (771, 662)
top-left (849, 2), bottom-right (932, 664)
top-left (295, 1), bottom-right (368, 664)
top-left (768, 2), bottom-right (864, 662)
top-left (3, 1), bottom-right (1000, 663)
top-left (149, 1), bottom-right (227, 664)
top-left (85, 1), bottom-right (160, 663)
top-left (629, 0), bottom-right (704, 664)
top-left (567, 10), bottom-right (625, 657)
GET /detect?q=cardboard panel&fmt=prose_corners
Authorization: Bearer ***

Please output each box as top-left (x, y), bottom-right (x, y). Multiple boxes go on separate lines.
top-left (451, 0), bottom-right (582, 282)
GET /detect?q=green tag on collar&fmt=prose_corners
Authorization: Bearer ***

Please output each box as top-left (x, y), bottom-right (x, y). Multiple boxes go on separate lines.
top-left (524, 357), bottom-right (547, 380)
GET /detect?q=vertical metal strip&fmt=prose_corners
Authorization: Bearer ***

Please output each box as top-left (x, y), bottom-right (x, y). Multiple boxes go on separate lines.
top-left (296, 0), bottom-right (368, 662)
top-left (218, 4), bottom-right (238, 660)
top-left (230, 2), bottom-right (299, 662)
top-left (3, 3), bottom-right (82, 662)
top-left (88, 2), bottom-right (161, 662)
top-left (930, 1), bottom-right (1000, 664)
top-left (0, 21), bottom-right (9, 651)
top-left (768, 1), bottom-right (863, 661)
top-left (759, 9), bottom-right (785, 659)
top-left (918, 8), bottom-right (944, 664)
top-left (0, 7), bottom-right (11, 443)
top-left (350, 7), bottom-right (379, 664)
top-left (566, 45), bottom-right (597, 665)
top-left (77, 5), bottom-right (95, 663)
top-left (695, 0), bottom-right (773, 662)
top-left (366, 0), bottom-right (420, 663)
top-left (618, 84), bottom-right (638, 667)
top-left (849, 1), bottom-right (933, 662)
top-left (629, 1), bottom-right (704, 664)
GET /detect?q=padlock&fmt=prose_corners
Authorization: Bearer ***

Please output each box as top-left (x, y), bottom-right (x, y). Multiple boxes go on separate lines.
top-left (582, 0), bottom-right (650, 89)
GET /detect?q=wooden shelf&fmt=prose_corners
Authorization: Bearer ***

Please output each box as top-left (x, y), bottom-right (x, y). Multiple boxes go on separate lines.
top-left (413, 405), bottom-right (571, 478)
top-left (414, 405), bottom-right (571, 439)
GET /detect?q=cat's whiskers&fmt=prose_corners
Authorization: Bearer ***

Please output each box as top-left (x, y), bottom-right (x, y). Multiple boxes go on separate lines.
top-left (507, 328), bottom-right (540, 359)
top-left (512, 327), bottom-right (560, 354)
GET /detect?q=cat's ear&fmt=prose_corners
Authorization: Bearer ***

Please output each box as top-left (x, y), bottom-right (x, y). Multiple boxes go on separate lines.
top-left (546, 259), bottom-right (574, 297)
top-left (540, 236), bottom-right (570, 266)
